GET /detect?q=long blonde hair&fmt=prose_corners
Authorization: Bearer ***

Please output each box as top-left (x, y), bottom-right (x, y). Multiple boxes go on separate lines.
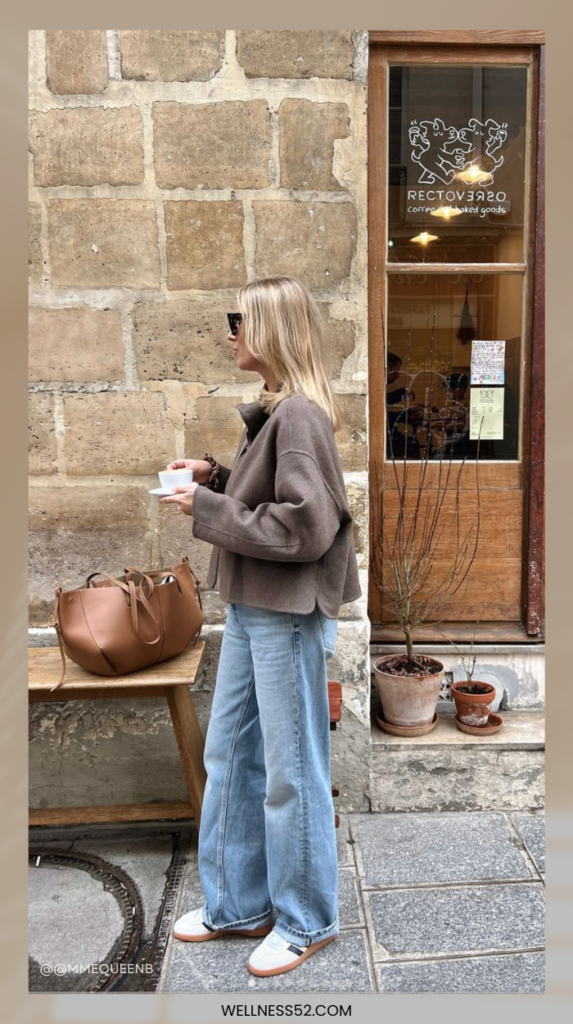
top-left (237, 276), bottom-right (342, 432)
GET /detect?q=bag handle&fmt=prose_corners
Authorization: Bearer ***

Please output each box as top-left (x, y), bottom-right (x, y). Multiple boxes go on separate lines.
top-left (87, 568), bottom-right (162, 646)
top-left (125, 560), bottom-right (203, 608)
top-left (179, 555), bottom-right (204, 613)
top-left (51, 588), bottom-right (67, 692)
top-left (125, 559), bottom-right (201, 583)
top-left (86, 570), bottom-right (131, 594)
top-left (125, 565), bottom-right (172, 577)
top-left (124, 565), bottom-right (183, 596)
top-left (181, 554), bottom-right (202, 584)
top-left (126, 576), bottom-right (163, 646)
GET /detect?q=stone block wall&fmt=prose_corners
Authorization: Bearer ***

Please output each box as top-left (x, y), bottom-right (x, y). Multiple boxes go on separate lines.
top-left (28, 30), bottom-right (371, 812)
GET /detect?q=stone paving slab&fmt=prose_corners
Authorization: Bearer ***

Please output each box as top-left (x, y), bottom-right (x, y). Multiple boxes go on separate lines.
top-left (163, 927), bottom-right (373, 993)
top-left (365, 883), bottom-right (545, 960)
top-left (511, 813), bottom-right (545, 872)
top-left (349, 812), bottom-right (533, 886)
top-left (338, 869), bottom-right (362, 929)
top-left (376, 952), bottom-right (545, 993)
top-left (336, 816), bottom-right (355, 868)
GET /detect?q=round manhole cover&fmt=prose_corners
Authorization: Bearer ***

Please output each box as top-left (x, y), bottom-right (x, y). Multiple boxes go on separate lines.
top-left (29, 849), bottom-right (144, 992)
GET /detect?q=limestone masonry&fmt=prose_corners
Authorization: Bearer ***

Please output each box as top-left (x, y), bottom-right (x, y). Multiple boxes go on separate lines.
top-left (28, 30), bottom-right (371, 811)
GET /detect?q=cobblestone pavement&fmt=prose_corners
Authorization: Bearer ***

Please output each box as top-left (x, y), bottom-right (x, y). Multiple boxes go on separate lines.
top-left (28, 811), bottom-right (544, 994)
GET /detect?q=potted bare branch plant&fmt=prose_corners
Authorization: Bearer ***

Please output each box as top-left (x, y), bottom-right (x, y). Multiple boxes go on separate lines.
top-left (440, 615), bottom-right (501, 733)
top-left (370, 317), bottom-right (482, 736)
top-left (452, 670), bottom-right (497, 732)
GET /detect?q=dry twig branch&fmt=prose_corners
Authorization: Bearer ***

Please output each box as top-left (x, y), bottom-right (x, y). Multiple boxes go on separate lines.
top-left (369, 312), bottom-right (482, 665)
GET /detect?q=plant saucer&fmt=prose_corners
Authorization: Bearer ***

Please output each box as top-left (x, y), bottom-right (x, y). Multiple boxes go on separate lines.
top-left (455, 713), bottom-right (503, 736)
top-left (375, 709), bottom-right (439, 737)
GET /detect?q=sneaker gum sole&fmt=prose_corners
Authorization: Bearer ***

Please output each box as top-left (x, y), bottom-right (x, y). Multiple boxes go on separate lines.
top-left (248, 934), bottom-right (337, 977)
top-left (174, 920), bottom-right (275, 943)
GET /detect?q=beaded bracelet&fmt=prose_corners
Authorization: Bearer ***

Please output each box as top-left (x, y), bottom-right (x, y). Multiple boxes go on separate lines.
top-left (202, 453), bottom-right (221, 491)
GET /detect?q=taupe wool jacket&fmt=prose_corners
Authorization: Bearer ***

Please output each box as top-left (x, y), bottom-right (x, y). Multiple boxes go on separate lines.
top-left (190, 390), bottom-right (362, 619)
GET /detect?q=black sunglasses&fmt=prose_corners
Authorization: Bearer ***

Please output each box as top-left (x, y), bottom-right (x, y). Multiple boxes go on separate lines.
top-left (227, 312), bottom-right (243, 337)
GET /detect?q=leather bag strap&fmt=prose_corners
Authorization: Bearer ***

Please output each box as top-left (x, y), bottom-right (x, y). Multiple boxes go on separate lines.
top-left (124, 565), bottom-right (183, 596)
top-left (87, 568), bottom-right (161, 644)
top-left (125, 565), bottom-right (171, 578)
top-left (194, 574), bottom-right (203, 613)
top-left (86, 570), bottom-right (131, 595)
top-left (51, 589), bottom-right (67, 692)
top-left (182, 554), bottom-right (202, 583)
top-left (126, 560), bottom-right (202, 607)
top-left (179, 555), bottom-right (204, 613)
top-left (126, 575), bottom-right (163, 646)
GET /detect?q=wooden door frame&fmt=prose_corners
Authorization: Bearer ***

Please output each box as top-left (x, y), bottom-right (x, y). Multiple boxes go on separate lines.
top-left (367, 35), bottom-right (545, 643)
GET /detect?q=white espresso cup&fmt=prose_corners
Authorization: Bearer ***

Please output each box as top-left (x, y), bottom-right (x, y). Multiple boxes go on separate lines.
top-left (159, 467), bottom-right (193, 492)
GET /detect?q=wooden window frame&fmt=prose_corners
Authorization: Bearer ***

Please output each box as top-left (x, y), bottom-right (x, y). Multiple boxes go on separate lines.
top-left (367, 34), bottom-right (545, 644)
top-left (369, 31), bottom-right (545, 46)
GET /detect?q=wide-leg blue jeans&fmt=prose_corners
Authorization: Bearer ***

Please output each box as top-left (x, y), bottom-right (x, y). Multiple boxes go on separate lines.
top-left (198, 601), bottom-right (339, 948)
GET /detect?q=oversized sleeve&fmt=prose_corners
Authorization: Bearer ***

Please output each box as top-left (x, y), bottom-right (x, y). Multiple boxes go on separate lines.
top-left (190, 449), bottom-right (342, 562)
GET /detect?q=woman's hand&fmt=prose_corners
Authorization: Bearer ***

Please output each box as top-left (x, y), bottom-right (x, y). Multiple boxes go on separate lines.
top-left (159, 483), bottom-right (199, 516)
top-left (165, 458), bottom-right (212, 485)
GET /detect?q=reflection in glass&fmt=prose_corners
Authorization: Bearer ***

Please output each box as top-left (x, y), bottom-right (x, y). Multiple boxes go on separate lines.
top-left (386, 274), bottom-right (521, 460)
top-left (388, 66), bottom-right (528, 263)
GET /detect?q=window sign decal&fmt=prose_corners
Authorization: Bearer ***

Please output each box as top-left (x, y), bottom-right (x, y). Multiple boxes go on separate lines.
top-left (471, 340), bottom-right (506, 385)
top-left (409, 118), bottom-right (509, 186)
top-left (470, 386), bottom-right (505, 440)
top-left (407, 118), bottom-right (511, 217)
top-left (388, 65), bottom-right (527, 263)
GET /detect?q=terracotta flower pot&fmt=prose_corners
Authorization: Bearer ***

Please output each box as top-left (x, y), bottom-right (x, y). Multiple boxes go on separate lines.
top-left (451, 680), bottom-right (496, 727)
top-left (373, 654), bottom-right (445, 728)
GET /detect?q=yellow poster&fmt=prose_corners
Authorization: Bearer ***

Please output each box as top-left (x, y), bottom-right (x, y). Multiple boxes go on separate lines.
top-left (470, 387), bottom-right (505, 440)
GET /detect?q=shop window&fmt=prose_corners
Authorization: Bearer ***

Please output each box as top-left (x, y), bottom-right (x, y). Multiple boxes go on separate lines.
top-left (386, 272), bottom-right (522, 461)
top-left (368, 36), bottom-right (544, 639)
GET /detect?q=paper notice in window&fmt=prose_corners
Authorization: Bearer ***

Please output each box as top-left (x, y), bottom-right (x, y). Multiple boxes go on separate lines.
top-left (470, 387), bottom-right (505, 440)
top-left (471, 340), bottom-right (505, 385)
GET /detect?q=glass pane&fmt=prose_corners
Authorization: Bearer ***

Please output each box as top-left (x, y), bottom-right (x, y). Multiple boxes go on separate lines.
top-left (386, 273), bottom-right (522, 460)
top-left (388, 66), bottom-right (528, 263)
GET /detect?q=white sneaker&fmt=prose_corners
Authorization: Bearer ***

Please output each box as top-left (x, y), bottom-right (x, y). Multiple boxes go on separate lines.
top-left (173, 907), bottom-right (274, 943)
top-left (248, 928), bottom-right (337, 976)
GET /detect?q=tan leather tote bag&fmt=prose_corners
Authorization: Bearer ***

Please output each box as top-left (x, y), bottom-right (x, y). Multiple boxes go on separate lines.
top-left (52, 556), bottom-right (204, 691)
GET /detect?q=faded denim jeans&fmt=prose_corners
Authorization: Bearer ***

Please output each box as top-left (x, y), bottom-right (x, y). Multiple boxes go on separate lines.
top-left (198, 600), bottom-right (339, 948)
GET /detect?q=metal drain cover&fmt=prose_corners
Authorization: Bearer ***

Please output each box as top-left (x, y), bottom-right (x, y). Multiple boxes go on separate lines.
top-left (29, 848), bottom-right (144, 993)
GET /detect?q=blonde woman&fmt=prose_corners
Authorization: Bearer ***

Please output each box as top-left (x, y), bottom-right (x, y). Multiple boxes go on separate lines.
top-left (160, 277), bottom-right (361, 977)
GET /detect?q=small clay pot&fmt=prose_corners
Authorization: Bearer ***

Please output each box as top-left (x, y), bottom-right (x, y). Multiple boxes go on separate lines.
top-left (373, 655), bottom-right (445, 728)
top-left (451, 680), bottom-right (496, 728)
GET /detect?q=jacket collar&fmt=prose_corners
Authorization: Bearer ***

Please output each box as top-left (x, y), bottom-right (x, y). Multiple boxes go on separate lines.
top-left (235, 383), bottom-right (272, 441)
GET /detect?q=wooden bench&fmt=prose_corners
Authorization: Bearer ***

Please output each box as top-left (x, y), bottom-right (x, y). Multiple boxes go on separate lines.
top-left (29, 644), bottom-right (207, 829)
top-left (29, 646), bottom-right (343, 830)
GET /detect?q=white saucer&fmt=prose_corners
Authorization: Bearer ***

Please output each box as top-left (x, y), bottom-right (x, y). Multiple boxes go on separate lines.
top-left (149, 487), bottom-right (177, 496)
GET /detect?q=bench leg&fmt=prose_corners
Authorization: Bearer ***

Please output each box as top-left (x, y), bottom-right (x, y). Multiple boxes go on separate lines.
top-left (166, 686), bottom-right (207, 829)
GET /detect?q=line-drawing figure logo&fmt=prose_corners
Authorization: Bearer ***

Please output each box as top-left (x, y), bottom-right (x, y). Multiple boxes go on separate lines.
top-left (408, 118), bottom-right (508, 185)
